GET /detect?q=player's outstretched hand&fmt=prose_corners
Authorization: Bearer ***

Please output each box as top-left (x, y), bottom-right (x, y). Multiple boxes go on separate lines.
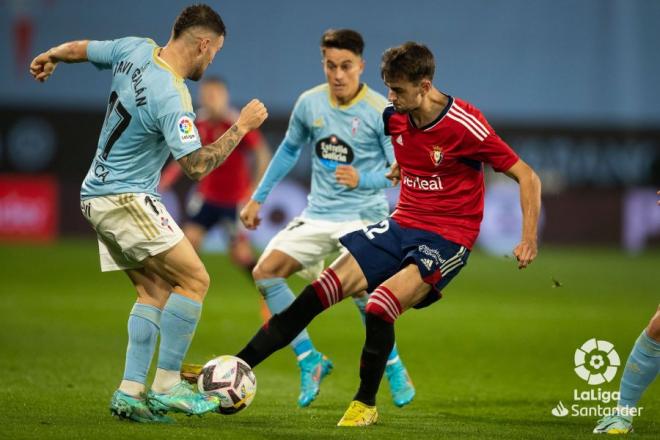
top-left (237, 99), bottom-right (268, 133)
top-left (385, 161), bottom-right (400, 186)
top-left (336, 165), bottom-right (359, 188)
top-left (513, 239), bottom-right (537, 269)
top-left (30, 51), bottom-right (58, 82)
top-left (240, 199), bottom-right (262, 230)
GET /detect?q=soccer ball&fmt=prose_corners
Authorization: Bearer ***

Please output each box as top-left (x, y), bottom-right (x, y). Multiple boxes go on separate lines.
top-left (198, 355), bottom-right (257, 415)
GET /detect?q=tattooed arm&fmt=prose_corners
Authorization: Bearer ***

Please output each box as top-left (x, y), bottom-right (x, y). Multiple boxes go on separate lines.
top-left (178, 99), bottom-right (268, 181)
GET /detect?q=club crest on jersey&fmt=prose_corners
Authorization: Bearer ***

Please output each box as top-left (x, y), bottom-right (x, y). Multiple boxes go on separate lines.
top-left (351, 117), bottom-right (361, 136)
top-left (430, 145), bottom-right (444, 167)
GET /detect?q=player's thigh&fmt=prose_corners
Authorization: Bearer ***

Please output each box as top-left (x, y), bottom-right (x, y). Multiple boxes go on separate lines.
top-left (380, 264), bottom-right (432, 311)
top-left (399, 227), bottom-right (470, 308)
top-left (336, 218), bottom-right (403, 293)
top-left (86, 194), bottom-right (189, 275)
top-left (253, 249), bottom-right (303, 280)
top-left (327, 251), bottom-right (369, 297)
top-left (125, 267), bottom-right (173, 308)
top-left (647, 305), bottom-right (660, 341)
top-left (141, 236), bottom-right (210, 299)
top-left (256, 217), bottom-right (335, 278)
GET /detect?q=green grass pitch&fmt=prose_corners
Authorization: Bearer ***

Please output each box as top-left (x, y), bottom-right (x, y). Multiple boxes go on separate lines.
top-left (0, 240), bottom-right (658, 439)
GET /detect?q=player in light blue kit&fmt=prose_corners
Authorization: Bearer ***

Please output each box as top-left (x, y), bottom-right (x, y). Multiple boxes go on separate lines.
top-left (593, 191), bottom-right (660, 435)
top-left (239, 29), bottom-right (415, 408)
top-left (29, 4), bottom-right (267, 423)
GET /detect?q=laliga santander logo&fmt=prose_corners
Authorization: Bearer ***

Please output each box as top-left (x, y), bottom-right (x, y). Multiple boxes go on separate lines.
top-left (178, 117), bottom-right (197, 143)
top-left (574, 338), bottom-right (620, 385)
top-left (550, 338), bottom-right (640, 418)
top-left (179, 118), bottom-right (193, 135)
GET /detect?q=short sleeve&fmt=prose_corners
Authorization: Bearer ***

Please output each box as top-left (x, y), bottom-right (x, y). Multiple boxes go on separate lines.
top-left (382, 105), bottom-right (396, 136)
top-left (87, 37), bottom-right (148, 70)
top-left (87, 40), bottom-right (118, 70)
top-left (283, 96), bottom-right (310, 145)
top-left (475, 133), bottom-right (519, 172)
top-left (158, 112), bottom-right (202, 159)
top-left (377, 116), bottom-right (395, 165)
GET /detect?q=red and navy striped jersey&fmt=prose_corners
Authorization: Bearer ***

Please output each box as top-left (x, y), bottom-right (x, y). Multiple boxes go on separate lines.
top-left (384, 96), bottom-right (519, 249)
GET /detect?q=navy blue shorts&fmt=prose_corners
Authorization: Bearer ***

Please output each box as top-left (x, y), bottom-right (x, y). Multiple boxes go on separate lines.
top-left (339, 219), bottom-right (470, 308)
top-left (187, 195), bottom-right (238, 234)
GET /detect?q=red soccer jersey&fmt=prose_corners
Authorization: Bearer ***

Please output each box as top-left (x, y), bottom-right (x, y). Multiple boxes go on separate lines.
top-left (195, 117), bottom-right (264, 206)
top-left (384, 96), bottom-right (519, 249)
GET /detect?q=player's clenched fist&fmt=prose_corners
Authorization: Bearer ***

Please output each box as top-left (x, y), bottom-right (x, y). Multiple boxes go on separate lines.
top-left (237, 99), bottom-right (268, 133)
top-left (513, 239), bottom-right (537, 269)
top-left (30, 51), bottom-right (58, 82)
top-left (240, 199), bottom-right (262, 230)
top-left (335, 165), bottom-right (359, 188)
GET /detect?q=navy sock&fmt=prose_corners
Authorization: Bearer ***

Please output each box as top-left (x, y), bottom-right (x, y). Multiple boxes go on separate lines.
top-left (353, 313), bottom-right (395, 406)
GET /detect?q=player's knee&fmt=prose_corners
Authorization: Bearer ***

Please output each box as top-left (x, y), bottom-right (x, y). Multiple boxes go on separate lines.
top-left (252, 259), bottom-right (280, 281)
top-left (183, 265), bottom-right (210, 300)
top-left (647, 310), bottom-right (660, 341)
top-left (365, 286), bottom-right (402, 324)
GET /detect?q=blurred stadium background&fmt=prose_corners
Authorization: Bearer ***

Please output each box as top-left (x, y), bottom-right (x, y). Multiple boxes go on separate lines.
top-left (0, 0), bottom-right (658, 438)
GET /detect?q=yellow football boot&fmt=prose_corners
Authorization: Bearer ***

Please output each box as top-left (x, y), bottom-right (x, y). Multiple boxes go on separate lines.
top-left (337, 400), bottom-right (378, 427)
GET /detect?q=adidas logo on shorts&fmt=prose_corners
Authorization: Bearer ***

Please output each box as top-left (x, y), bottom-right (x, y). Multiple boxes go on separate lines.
top-left (421, 258), bottom-right (434, 270)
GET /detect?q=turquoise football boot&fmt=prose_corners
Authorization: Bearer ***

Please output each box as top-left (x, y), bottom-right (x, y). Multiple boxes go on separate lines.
top-left (593, 414), bottom-right (633, 434)
top-left (385, 358), bottom-right (415, 407)
top-left (147, 381), bottom-right (220, 416)
top-left (110, 390), bottom-right (173, 423)
top-left (297, 350), bottom-right (333, 407)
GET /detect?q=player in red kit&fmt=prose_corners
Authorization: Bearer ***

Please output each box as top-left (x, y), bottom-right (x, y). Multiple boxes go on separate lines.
top-left (160, 76), bottom-right (271, 271)
top-left (231, 42), bottom-right (542, 426)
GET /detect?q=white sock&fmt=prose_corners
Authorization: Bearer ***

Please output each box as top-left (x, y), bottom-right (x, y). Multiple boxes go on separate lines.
top-left (296, 350), bottom-right (313, 362)
top-left (386, 355), bottom-right (400, 366)
top-left (119, 380), bottom-right (146, 397)
top-left (151, 368), bottom-right (181, 393)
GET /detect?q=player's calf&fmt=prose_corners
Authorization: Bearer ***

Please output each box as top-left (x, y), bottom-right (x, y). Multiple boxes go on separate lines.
top-left (236, 268), bottom-right (345, 367)
top-left (353, 286), bottom-right (400, 407)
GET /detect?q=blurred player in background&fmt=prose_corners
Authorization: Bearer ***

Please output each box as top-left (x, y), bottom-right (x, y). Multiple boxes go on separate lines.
top-left (160, 76), bottom-right (271, 271)
top-left (209, 29), bottom-right (415, 408)
top-left (231, 42), bottom-right (542, 426)
top-left (29, 4), bottom-right (268, 423)
top-left (593, 192), bottom-right (660, 434)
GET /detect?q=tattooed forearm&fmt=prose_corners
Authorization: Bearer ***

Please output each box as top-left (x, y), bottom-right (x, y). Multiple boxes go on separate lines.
top-left (177, 124), bottom-right (245, 181)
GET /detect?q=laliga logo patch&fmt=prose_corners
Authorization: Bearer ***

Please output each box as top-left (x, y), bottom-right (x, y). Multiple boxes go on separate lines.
top-left (574, 338), bottom-right (620, 385)
top-left (178, 117), bottom-right (197, 143)
top-left (430, 145), bottom-right (443, 166)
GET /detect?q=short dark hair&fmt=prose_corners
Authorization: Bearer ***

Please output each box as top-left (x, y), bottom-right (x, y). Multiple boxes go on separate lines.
top-left (381, 42), bottom-right (435, 83)
top-left (320, 29), bottom-right (364, 56)
top-left (173, 4), bottom-right (226, 39)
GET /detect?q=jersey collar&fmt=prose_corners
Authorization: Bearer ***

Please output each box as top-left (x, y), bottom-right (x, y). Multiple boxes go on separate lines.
top-left (152, 47), bottom-right (183, 81)
top-left (408, 95), bottom-right (454, 131)
top-left (328, 83), bottom-right (368, 110)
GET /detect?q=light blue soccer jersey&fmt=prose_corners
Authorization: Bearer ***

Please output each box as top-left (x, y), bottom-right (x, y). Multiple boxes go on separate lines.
top-left (80, 37), bottom-right (202, 199)
top-left (254, 83), bottom-right (394, 223)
